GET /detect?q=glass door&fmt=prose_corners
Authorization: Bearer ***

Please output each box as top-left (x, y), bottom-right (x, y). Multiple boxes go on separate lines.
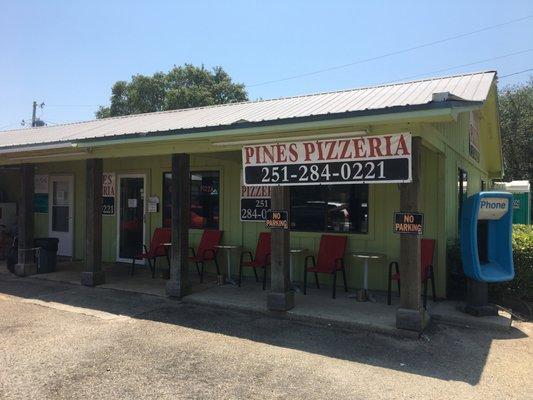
top-left (49, 175), bottom-right (74, 257)
top-left (117, 175), bottom-right (145, 262)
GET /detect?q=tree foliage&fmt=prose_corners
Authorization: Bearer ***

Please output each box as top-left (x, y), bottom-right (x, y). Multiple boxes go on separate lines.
top-left (498, 78), bottom-right (533, 181)
top-left (96, 64), bottom-right (248, 118)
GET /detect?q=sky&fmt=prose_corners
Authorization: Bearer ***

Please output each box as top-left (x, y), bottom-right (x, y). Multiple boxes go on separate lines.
top-left (0, 0), bottom-right (532, 129)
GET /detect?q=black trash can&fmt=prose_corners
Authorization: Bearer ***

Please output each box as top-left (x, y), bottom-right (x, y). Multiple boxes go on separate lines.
top-left (34, 238), bottom-right (59, 273)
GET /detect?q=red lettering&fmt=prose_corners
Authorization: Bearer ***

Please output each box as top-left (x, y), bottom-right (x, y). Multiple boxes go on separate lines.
top-left (395, 135), bottom-right (411, 156)
top-left (383, 136), bottom-right (393, 156)
top-left (262, 145), bottom-right (275, 164)
top-left (339, 139), bottom-right (352, 159)
top-left (275, 144), bottom-right (287, 163)
top-left (303, 142), bottom-right (316, 161)
top-left (368, 137), bottom-right (384, 157)
top-left (315, 141), bottom-right (325, 161)
top-left (325, 140), bottom-right (337, 160)
top-left (288, 143), bottom-right (298, 162)
top-left (352, 138), bottom-right (367, 158)
top-left (245, 147), bottom-right (255, 165)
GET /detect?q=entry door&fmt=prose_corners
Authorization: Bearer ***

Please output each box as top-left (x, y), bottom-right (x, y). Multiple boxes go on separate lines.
top-left (49, 175), bottom-right (74, 257)
top-left (117, 175), bottom-right (145, 262)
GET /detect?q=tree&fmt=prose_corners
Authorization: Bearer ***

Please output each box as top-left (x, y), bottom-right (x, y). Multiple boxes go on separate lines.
top-left (96, 64), bottom-right (247, 118)
top-left (498, 78), bottom-right (533, 182)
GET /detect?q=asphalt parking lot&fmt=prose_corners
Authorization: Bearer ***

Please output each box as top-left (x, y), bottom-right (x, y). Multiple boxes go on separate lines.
top-left (0, 274), bottom-right (531, 400)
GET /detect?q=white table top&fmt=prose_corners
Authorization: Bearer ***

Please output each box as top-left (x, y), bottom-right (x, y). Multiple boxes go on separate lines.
top-left (290, 248), bottom-right (307, 254)
top-left (351, 252), bottom-right (386, 259)
top-left (215, 245), bottom-right (241, 250)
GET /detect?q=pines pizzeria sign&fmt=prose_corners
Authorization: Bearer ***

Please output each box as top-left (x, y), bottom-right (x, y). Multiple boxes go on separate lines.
top-left (243, 133), bottom-right (412, 186)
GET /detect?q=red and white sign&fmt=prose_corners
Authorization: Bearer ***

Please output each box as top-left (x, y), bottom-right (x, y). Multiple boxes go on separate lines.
top-left (102, 172), bottom-right (115, 215)
top-left (242, 133), bottom-right (412, 186)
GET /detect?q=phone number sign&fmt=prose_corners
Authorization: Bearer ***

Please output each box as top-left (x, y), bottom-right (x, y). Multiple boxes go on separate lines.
top-left (240, 183), bottom-right (271, 222)
top-left (242, 133), bottom-right (412, 186)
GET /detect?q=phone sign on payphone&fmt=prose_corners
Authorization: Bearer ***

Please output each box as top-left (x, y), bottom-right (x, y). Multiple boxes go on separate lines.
top-left (478, 197), bottom-right (509, 220)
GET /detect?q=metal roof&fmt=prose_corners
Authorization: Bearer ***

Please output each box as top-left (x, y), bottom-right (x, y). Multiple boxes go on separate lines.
top-left (0, 71), bottom-right (496, 150)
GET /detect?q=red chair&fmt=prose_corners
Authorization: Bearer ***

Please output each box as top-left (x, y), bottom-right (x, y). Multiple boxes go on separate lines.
top-left (131, 228), bottom-right (171, 278)
top-left (189, 230), bottom-right (222, 283)
top-left (303, 235), bottom-right (348, 298)
top-left (239, 232), bottom-right (271, 290)
top-left (387, 238), bottom-right (436, 309)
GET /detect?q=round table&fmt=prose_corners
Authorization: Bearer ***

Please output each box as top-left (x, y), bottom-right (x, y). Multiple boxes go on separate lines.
top-left (216, 245), bottom-right (241, 285)
top-left (290, 248), bottom-right (307, 293)
top-left (351, 252), bottom-right (386, 302)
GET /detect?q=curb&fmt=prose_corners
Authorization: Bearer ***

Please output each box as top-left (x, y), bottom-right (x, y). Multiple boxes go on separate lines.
top-left (182, 295), bottom-right (421, 340)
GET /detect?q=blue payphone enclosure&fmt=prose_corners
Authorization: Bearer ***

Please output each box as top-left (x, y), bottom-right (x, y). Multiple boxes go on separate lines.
top-left (460, 192), bottom-right (514, 282)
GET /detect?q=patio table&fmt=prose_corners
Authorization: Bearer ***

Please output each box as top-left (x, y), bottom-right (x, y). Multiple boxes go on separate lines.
top-left (351, 252), bottom-right (386, 302)
top-left (215, 245), bottom-right (241, 285)
top-left (290, 248), bottom-right (307, 293)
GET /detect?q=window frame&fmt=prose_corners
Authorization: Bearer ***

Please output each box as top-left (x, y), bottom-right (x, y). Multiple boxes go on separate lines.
top-left (289, 183), bottom-right (370, 235)
top-left (162, 169), bottom-right (222, 230)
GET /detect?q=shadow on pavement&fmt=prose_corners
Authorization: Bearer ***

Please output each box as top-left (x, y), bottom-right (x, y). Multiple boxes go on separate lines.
top-left (0, 272), bottom-right (528, 386)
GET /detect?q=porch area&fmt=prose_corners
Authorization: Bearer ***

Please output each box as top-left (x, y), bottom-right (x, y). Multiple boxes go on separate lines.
top-left (19, 260), bottom-right (512, 337)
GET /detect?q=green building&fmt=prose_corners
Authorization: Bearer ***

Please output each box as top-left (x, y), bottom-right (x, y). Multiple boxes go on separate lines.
top-left (0, 71), bottom-right (504, 332)
top-left (493, 181), bottom-right (531, 225)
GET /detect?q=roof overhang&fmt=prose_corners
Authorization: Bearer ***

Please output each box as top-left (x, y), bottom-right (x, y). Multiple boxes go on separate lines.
top-left (0, 100), bottom-right (484, 164)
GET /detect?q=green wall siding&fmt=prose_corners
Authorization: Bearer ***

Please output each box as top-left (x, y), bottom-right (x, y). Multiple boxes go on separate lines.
top-left (22, 145), bottom-right (445, 296)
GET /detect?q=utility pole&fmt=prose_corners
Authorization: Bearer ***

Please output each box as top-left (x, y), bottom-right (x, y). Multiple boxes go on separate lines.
top-left (31, 101), bottom-right (37, 127)
top-left (31, 101), bottom-right (45, 127)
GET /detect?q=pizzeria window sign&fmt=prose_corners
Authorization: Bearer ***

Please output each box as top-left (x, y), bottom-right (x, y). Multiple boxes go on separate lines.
top-left (242, 133), bottom-right (412, 186)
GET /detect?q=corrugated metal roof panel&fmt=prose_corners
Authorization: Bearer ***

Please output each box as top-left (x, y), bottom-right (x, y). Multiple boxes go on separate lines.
top-left (0, 70), bottom-right (496, 150)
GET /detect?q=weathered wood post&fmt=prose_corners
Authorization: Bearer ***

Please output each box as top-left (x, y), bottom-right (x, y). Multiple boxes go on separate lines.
top-left (267, 186), bottom-right (294, 311)
top-left (15, 164), bottom-right (37, 276)
top-left (396, 136), bottom-right (428, 332)
top-left (81, 158), bottom-right (105, 286)
top-left (166, 153), bottom-right (191, 298)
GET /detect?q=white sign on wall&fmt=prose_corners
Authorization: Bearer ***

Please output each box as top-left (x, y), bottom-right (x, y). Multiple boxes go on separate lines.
top-left (34, 175), bottom-right (49, 194)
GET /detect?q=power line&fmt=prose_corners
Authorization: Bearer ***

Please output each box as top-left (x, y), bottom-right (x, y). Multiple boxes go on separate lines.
top-left (46, 104), bottom-right (98, 108)
top-left (499, 68), bottom-right (533, 79)
top-left (248, 14), bottom-right (533, 87)
top-left (380, 49), bottom-right (533, 85)
top-left (0, 122), bottom-right (22, 130)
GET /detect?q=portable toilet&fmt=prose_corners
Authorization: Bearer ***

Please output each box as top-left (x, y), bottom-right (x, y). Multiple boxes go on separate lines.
top-left (493, 181), bottom-right (531, 224)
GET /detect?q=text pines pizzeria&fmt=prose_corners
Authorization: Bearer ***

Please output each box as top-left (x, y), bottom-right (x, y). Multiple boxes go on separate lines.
top-left (243, 133), bottom-right (411, 166)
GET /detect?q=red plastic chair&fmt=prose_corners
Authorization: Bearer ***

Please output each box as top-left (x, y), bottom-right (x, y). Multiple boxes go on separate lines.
top-left (239, 232), bottom-right (271, 290)
top-left (303, 235), bottom-right (348, 298)
top-left (387, 238), bottom-right (436, 309)
top-left (131, 228), bottom-right (171, 278)
top-left (189, 230), bottom-right (222, 283)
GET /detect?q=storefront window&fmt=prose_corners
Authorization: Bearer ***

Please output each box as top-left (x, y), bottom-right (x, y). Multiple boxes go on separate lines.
top-left (290, 185), bottom-right (368, 233)
top-left (162, 171), bottom-right (220, 229)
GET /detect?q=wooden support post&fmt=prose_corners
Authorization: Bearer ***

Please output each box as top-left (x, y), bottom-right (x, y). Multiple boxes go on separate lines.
top-left (81, 158), bottom-right (105, 286)
top-left (15, 164), bottom-right (37, 276)
top-left (396, 136), bottom-right (428, 332)
top-left (166, 153), bottom-right (191, 298)
top-left (267, 186), bottom-right (294, 311)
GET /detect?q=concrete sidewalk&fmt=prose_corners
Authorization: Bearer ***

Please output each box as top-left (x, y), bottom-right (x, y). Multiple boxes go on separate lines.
top-left (3, 261), bottom-right (513, 337)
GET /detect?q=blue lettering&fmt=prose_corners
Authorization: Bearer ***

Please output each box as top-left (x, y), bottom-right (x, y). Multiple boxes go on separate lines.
top-left (480, 200), bottom-right (506, 210)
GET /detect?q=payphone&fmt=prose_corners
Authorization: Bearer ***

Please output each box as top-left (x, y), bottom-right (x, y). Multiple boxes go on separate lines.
top-left (460, 192), bottom-right (514, 315)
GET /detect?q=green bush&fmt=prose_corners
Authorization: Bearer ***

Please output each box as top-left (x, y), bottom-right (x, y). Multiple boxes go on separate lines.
top-left (492, 224), bottom-right (533, 300)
